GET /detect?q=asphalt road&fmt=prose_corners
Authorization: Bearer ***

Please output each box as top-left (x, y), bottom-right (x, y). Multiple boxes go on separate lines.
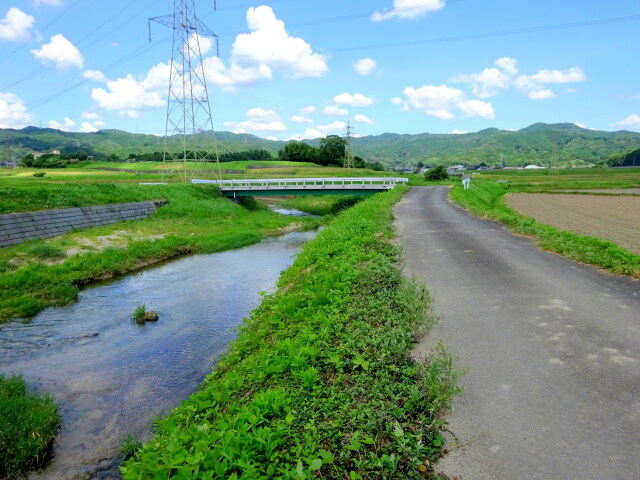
top-left (393, 186), bottom-right (640, 479)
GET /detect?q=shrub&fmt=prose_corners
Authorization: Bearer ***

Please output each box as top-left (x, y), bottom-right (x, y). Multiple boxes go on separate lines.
top-left (424, 166), bottom-right (449, 181)
top-left (0, 374), bottom-right (60, 479)
top-left (32, 172), bottom-right (46, 177)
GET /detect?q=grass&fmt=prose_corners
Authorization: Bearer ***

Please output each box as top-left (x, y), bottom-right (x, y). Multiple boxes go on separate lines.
top-left (0, 374), bottom-right (60, 480)
top-left (120, 187), bottom-right (461, 479)
top-left (0, 183), bottom-right (323, 323)
top-left (279, 195), bottom-right (364, 216)
top-left (25, 242), bottom-right (66, 260)
top-left (450, 179), bottom-right (640, 277)
top-left (132, 304), bottom-right (146, 324)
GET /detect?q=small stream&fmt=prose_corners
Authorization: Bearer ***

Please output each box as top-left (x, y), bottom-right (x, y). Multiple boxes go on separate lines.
top-left (0, 228), bottom-right (317, 479)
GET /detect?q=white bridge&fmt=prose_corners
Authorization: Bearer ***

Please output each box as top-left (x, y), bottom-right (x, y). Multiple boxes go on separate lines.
top-left (192, 177), bottom-right (409, 197)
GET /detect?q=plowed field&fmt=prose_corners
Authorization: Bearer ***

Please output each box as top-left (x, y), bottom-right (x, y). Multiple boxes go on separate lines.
top-left (506, 193), bottom-right (640, 254)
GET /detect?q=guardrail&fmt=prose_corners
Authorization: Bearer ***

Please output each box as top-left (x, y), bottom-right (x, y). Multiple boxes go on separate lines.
top-left (192, 177), bottom-right (409, 190)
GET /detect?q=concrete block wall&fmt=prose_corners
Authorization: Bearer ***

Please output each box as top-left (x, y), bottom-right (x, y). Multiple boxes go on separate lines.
top-left (0, 200), bottom-right (166, 249)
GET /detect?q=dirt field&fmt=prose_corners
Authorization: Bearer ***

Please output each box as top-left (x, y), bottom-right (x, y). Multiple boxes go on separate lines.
top-left (506, 193), bottom-right (640, 254)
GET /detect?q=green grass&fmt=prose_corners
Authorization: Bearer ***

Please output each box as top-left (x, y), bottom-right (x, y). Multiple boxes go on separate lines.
top-left (0, 184), bottom-right (323, 323)
top-left (0, 374), bottom-right (60, 479)
top-left (132, 304), bottom-right (146, 324)
top-left (450, 180), bottom-right (640, 277)
top-left (120, 187), bottom-right (461, 479)
top-left (279, 195), bottom-right (363, 216)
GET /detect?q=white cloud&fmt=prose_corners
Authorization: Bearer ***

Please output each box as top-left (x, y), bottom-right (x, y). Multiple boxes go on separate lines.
top-left (49, 117), bottom-right (76, 131)
top-left (354, 58), bottom-right (376, 75)
top-left (93, 120), bottom-right (106, 127)
top-left (613, 114), bottom-right (640, 130)
top-left (232, 6), bottom-right (327, 79)
top-left (301, 105), bottom-right (315, 114)
top-left (289, 121), bottom-right (347, 141)
top-left (291, 115), bottom-right (312, 123)
top-left (372, 0), bottom-right (445, 21)
top-left (266, 136), bottom-right (278, 141)
top-left (354, 114), bottom-right (374, 124)
top-left (83, 70), bottom-right (106, 82)
top-left (324, 105), bottom-right (348, 116)
top-left (574, 122), bottom-right (595, 130)
top-left (0, 92), bottom-right (32, 128)
top-left (566, 88), bottom-right (578, 94)
top-left (396, 84), bottom-right (494, 120)
top-left (288, 128), bottom-right (324, 141)
top-left (515, 67), bottom-right (586, 100)
top-left (80, 121), bottom-right (98, 133)
top-left (31, 34), bottom-right (84, 69)
top-left (81, 112), bottom-right (101, 120)
top-left (333, 93), bottom-right (375, 107)
top-left (33, 0), bottom-right (62, 6)
top-left (0, 8), bottom-right (35, 42)
top-left (202, 56), bottom-right (272, 92)
top-left (187, 33), bottom-right (213, 57)
top-left (452, 57), bottom-right (517, 98)
top-left (450, 129), bottom-right (468, 134)
top-left (91, 62), bottom-right (168, 114)
top-left (224, 107), bottom-right (288, 133)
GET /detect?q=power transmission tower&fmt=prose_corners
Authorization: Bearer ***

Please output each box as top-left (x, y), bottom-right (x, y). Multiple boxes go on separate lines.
top-left (344, 121), bottom-right (355, 169)
top-left (150, 0), bottom-right (221, 183)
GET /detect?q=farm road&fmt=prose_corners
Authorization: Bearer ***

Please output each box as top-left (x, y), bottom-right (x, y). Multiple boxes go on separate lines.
top-left (394, 186), bottom-right (640, 479)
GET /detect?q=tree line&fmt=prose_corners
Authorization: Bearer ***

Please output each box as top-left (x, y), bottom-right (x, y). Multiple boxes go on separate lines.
top-left (277, 135), bottom-right (384, 170)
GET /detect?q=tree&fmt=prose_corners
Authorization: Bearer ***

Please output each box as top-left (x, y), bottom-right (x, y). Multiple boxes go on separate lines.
top-left (278, 141), bottom-right (319, 163)
top-left (319, 135), bottom-right (346, 166)
top-left (76, 150), bottom-right (88, 161)
top-left (417, 161), bottom-right (425, 169)
top-left (424, 165), bottom-right (449, 181)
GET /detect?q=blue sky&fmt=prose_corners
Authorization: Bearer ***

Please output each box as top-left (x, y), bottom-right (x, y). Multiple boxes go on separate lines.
top-left (1, 0), bottom-right (639, 140)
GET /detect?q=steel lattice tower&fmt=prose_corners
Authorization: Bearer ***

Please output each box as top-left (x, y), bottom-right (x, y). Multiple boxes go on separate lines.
top-left (343, 121), bottom-right (355, 169)
top-left (150, 1), bottom-right (221, 183)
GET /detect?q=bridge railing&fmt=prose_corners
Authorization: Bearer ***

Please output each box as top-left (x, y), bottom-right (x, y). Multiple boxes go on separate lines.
top-left (192, 177), bottom-right (409, 189)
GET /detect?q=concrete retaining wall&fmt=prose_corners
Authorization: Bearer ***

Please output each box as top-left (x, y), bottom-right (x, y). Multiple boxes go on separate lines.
top-left (0, 200), bottom-right (166, 248)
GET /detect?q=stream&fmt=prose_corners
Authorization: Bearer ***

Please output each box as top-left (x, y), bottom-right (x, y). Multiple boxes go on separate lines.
top-left (0, 228), bottom-right (317, 479)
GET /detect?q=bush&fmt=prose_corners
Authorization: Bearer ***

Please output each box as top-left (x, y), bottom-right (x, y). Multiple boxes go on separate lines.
top-left (32, 172), bottom-right (46, 177)
top-left (0, 374), bottom-right (60, 479)
top-left (424, 166), bottom-right (449, 181)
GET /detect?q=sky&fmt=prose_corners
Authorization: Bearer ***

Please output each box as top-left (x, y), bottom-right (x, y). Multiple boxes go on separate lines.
top-left (0, 0), bottom-right (639, 141)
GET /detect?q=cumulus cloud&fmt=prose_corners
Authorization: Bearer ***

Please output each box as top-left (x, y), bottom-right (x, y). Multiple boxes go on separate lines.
top-left (323, 105), bottom-right (348, 116)
top-left (452, 57), bottom-right (517, 98)
top-left (333, 93), bottom-right (375, 107)
top-left (83, 70), bottom-right (106, 82)
top-left (354, 114), bottom-right (374, 124)
top-left (48, 117), bottom-right (76, 131)
top-left (289, 121), bottom-right (347, 140)
top-left (354, 58), bottom-right (376, 75)
top-left (0, 92), bottom-right (32, 128)
top-left (515, 67), bottom-right (586, 100)
top-left (232, 6), bottom-right (327, 79)
top-left (450, 129), bottom-right (468, 134)
top-left (91, 62), bottom-right (167, 115)
top-left (613, 114), bottom-right (640, 130)
top-left (301, 105), bottom-right (315, 114)
top-left (396, 84), bottom-right (494, 120)
top-left (31, 34), bottom-right (84, 69)
top-left (288, 128), bottom-right (324, 141)
top-left (0, 8), bottom-right (35, 42)
top-left (81, 112), bottom-right (101, 120)
top-left (574, 122), bottom-right (595, 130)
top-left (372, 0), bottom-right (445, 21)
top-left (80, 121), bottom-right (99, 133)
top-left (224, 107), bottom-right (287, 133)
top-left (291, 114), bottom-right (312, 123)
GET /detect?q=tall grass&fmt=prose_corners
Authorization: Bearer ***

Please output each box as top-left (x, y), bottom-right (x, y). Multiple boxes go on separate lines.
top-left (121, 187), bottom-right (461, 479)
top-left (0, 374), bottom-right (60, 479)
top-left (450, 180), bottom-right (640, 277)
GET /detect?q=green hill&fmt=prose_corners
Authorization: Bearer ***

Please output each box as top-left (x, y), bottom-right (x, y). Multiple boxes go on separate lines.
top-left (2, 123), bottom-right (640, 168)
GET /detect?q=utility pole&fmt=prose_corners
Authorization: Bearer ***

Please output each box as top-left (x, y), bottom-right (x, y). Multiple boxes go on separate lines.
top-left (343, 121), bottom-right (355, 169)
top-left (150, 0), bottom-right (221, 183)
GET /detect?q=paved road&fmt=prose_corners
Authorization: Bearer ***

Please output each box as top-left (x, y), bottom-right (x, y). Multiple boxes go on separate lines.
top-left (394, 186), bottom-right (640, 479)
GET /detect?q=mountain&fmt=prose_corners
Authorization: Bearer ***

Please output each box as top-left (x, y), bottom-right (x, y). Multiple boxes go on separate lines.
top-left (2, 123), bottom-right (640, 168)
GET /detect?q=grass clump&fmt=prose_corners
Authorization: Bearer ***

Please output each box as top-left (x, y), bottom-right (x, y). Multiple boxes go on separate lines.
top-left (279, 195), bottom-right (363, 216)
top-left (121, 187), bottom-right (461, 479)
top-left (450, 180), bottom-right (640, 277)
top-left (132, 304), bottom-right (146, 324)
top-left (121, 435), bottom-right (143, 461)
top-left (26, 242), bottom-right (66, 260)
top-left (0, 374), bottom-right (60, 479)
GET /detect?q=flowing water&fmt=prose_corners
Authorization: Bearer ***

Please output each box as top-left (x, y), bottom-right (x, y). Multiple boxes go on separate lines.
top-left (0, 229), bottom-right (317, 479)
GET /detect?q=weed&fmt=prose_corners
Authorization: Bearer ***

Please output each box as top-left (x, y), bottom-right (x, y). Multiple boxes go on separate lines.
top-left (121, 187), bottom-right (461, 479)
top-left (132, 305), bottom-right (146, 324)
top-left (0, 374), bottom-right (60, 479)
top-left (120, 435), bottom-right (142, 461)
top-left (26, 243), bottom-right (66, 260)
top-left (32, 172), bottom-right (46, 178)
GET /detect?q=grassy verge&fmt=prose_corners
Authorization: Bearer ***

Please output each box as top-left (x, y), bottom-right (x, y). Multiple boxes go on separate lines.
top-left (0, 184), bottom-right (322, 322)
top-left (279, 195), bottom-right (363, 216)
top-left (0, 374), bottom-right (60, 479)
top-left (450, 180), bottom-right (640, 277)
top-left (121, 187), bottom-right (461, 479)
